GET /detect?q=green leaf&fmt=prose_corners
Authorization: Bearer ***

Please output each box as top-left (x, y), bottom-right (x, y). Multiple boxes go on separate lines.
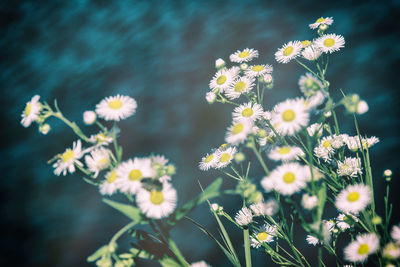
top-left (87, 245), bottom-right (108, 262)
top-left (159, 256), bottom-right (181, 267)
top-left (167, 177), bottom-right (223, 226)
top-left (317, 183), bottom-right (327, 221)
top-left (103, 198), bottom-right (144, 223)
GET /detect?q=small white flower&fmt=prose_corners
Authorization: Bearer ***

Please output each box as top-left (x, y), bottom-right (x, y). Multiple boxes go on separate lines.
top-left (39, 123), bottom-right (51, 135)
top-left (235, 207), bottom-right (253, 226)
top-left (336, 213), bottom-right (358, 231)
top-left (314, 34), bottom-right (345, 54)
top-left (306, 220), bottom-right (333, 246)
top-left (263, 73), bottom-right (273, 83)
top-left (206, 91), bottom-right (216, 104)
top-left (209, 67), bottom-right (239, 93)
top-left (53, 140), bottom-right (84, 176)
top-left (269, 162), bottom-right (307, 196)
top-left (251, 224), bottom-right (275, 248)
top-left (230, 48), bottom-right (259, 63)
top-left (261, 176), bottom-right (275, 193)
top-left (391, 224), bottom-right (400, 244)
top-left (357, 100), bottom-right (369, 114)
top-left (314, 136), bottom-right (335, 162)
top-left (307, 123), bottom-right (323, 138)
top-left (268, 146), bottom-right (305, 162)
top-left (232, 102), bottom-right (264, 122)
top-left (85, 147), bottom-right (111, 178)
top-left (95, 95), bottom-right (137, 121)
top-left (309, 17), bottom-right (334, 30)
top-left (335, 184), bottom-right (371, 214)
top-left (383, 242), bottom-right (400, 260)
top-left (275, 41), bottom-right (303, 63)
top-left (245, 64), bottom-right (273, 77)
top-left (21, 95), bottom-right (41, 127)
top-left (199, 152), bottom-right (218, 171)
top-left (301, 194), bottom-right (318, 210)
top-left (89, 132), bottom-right (114, 146)
top-left (100, 169), bottom-right (119, 196)
top-left (337, 157), bottom-right (362, 178)
top-left (225, 120), bottom-right (253, 145)
top-left (271, 98), bottom-right (310, 136)
top-left (301, 44), bottom-right (322, 61)
top-left (136, 183), bottom-right (177, 219)
top-left (215, 146), bottom-right (237, 169)
top-left (83, 110), bottom-right (97, 125)
top-left (344, 233), bottom-right (380, 262)
top-left (215, 58), bottom-right (225, 69)
top-left (225, 76), bottom-right (255, 100)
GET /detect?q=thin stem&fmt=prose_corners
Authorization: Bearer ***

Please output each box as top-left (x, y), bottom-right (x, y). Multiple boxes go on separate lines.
top-left (243, 228), bottom-right (252, 267)
top-left (109, 221), bottom-right (137, 245)
top-left (249, 140), bottom-right (270, 175)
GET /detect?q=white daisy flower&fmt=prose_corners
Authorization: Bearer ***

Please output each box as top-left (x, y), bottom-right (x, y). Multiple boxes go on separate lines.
top-left (335, 184), bottom-right (372, 214)
top-left (199, 152), bottom-right (218, 171)
top-left (209, 67), bottom-right (238, 93)
top-left (230, 48), bottom-right (259, 63)
top-left (314, 34), bottom-right (345, 54)
top-left (362, 136), bottom-right (380, 149)
top-left (225, 76), bottom-right (255, 100)
top-left (344, 233), bottom-right (380, 262)
top-left (21, 95), bottom-right (41, 127)
top-left (85, 147), bottom-right (111, 178)
top-left (337, 157), bottom-right (362, 178)
top-left (391, 224), bottom-right (400, 244)
top-left (250, 199), bottom-right (279, 217)
top-left (298, 73), bottom-right (324, 97)
top-left (314, 136), bottom-right (335, 162)
top-left (53, 140), bottom-right (84, 176)
top-left (116, 158), bottom-right (156, 195)
top-left (268, 146), bottom-right (305, 162)
top-left (235, 207), bottom-right (253, 226)
top-left (301, 194), bottom-right (318, 210)
top-left (307, 123), bottom-right (323, 138)
top-left (383, 242), bottom-right (400, 260)
top-left (190, 261), bottom-right (212, 267)
top-left (269, 162), bottom-right (307, 196)
top-left (89, 132), bottom-right (114, 146)
top-left (136, 183), bottom-right (177, 219)
top-left (95, 95), bottom-right (137, 121)
top-left (271, 98), bottom-right (310, 136)
top-left (301, 44), bottom-right (322, 61)
top-left (251, 224), bottom-right (276, 248)
top-left (306, 220), bottom-right (333, 246)
top-left (232, 102), bottom-right (264, 122)
top-left (331, 134), bottom-right (348, 149)
top-left (309, 17), bottom-right (334, 30)
top-left (305, 91), bottom-right (326, 109)
top-left (336, 213), bottom-right (358, 231)
top-left (261, 176), bottom-right (275, 193)
top-left (100, 169), bottom-right (119, 196)
top-left (215, 146), bottom-right (237, 169)
top-left (275, 41), bottom-right (303, 63)
top-left (245, 64), bottom-right (273, 77)
top-left (225, 120), bottom-right (253, 145)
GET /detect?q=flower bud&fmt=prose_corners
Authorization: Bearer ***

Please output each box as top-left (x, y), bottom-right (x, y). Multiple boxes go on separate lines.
top-left (205, 92), bottom-right (216, 104)
top-left (356, 100), bottom-right (369, 114)
top-left (39, 123), bottom-right (51, 135)
top-left (319, 24), bottom-right (328, 31)
top-left (234, 152), bottom-right (245, 163)
top-left (240, 63), bottom-right (248, 70)
top-left (215, 58), bottom-right (225, 69)
top-left (166, 164), bottom-right (176, 176)
top-left (372, 216), bottom-right (382, 225)
top-left (263, 74), bottom-right (273, 84)
top-left (384, 169), bottom-right (393, 177)
top-left (83, 111), bottom-right (97, 125)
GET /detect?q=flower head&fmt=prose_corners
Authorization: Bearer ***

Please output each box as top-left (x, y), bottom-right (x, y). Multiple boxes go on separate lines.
top-left (235, 207), bottom-right (253, 226)
top-left (95, 95), bottom-right (137, 121)
top-left (230, 48), bottom-right (259, 63)
top-left (344, 233), bottom-right (380, 262)
top-left (225, 76), bottom-right (255, 100)
top-left (309, 17), bottom-right (334, 30)
top-left (21, 95), bottom-right (41, 127)
top-left (53, 140), bottom-right (84, 176)
top-left (250, 224), bottom-right (276, 248)
top-left (275, 41), bottom-right (303, 63)
top-left (314, 34), bottom-right (345, 54)
top-left (335, 184), bottom-right (371, 214)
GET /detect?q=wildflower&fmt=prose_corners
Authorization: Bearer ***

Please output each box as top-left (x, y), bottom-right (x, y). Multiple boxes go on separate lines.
top-left (336, 213), bottom-right (358, 231)
top-left (225, 120), bottom-right (253, 145)
top-left (89, 132), bottom-right (113, 146)
top-left (215, 146), bottom-right (237, 169)
top-left (391, 224), bottom-right (400, 244)
top-left (335, 184), bottom-right (371, 214)
top-left (225, 76), bottom-right (255, 100)
top-left (357, 100), bottom-right (369, 114)
top-left (269, 162), bottom-right (307, 196)
top-left (306, 220), bottom-right (333, 246)
top-left (83, 110), bottom-right (97, 125)
top-left (199, 152), bottom-right (218, 171)
top-left (205, 92), bottom-right (216, 104)
top-left (309, 17), bottom-right (334, 30)
top-left (275, 41), bottom-right (303, 63)
top-left (268, 146), bottom-right (305, 162)
top-left (301, 45), bottom-right (322, 61)
top-left (39, 123), bottom-right (51, 135)
top-left (382, 242), bottom-right (400, 260)
top-left (337, 157), bottom-right (362, 178)
top-left (305, 91), bottom-right (326, 109)
top-left (261, 176), bottom-right (274, 193)
top-left (95, 95), bottom-right (137, 121)
top-left (235, 207), bottom-right (253, 226)
top-left (303, 166), bottom-right (325, 182)
top-left (232, 102), bottom-right (264, 122)
top-left (100, 169), bottom-right (119, 196)
top-left (314, 34), bottom-right (345, 54)
top-left (215, 58), bottom-right (225, 69)
top-left (53, 140), bottom-right (84, 176)
top-left (301, 194), bottom-right (318, 210)
top-left (314, 136), bottom-right (335, 162)
top-left (250, 225), bottom-right (276, 248)
top-left (136, 183), bottom-right (177, 219)
top-left (85, 147), bottom-right (111, 178)
top-left (245, 64), bottom-right (273, 77)
top-left (209, 67), bottom-right (239, 93)
top-left (21, 95), bottom-right (41, 127)
top-left (271, 98), bottom-right (310, 136)
top-left (307, 123), bottom-right (323, 138)
top-left (230, 48), bottom-right (259, 63)
top-left (344, 233), bottom-right (380, 262)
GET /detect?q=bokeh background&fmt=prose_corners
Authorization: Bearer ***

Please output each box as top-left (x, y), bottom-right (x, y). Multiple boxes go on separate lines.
top-left (1, 0), bottom-right (400, 266)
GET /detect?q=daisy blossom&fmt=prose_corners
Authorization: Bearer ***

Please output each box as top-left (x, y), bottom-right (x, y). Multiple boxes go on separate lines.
top-left (100, 169), bottom-right (119, 196)
top-left (275, 41), bottom-right (303, 63)
top-left (225, 120), bottom-right (253, 145)
top-left (21, 95), bottom-right (41, 127)
top-left (251, 224), bottom-right (276, 248)
top-left (335, 184), bottom-right (371, 214)
top-left (314, 34), bottom-right (345, 54)
top-left (344, 233), bottom-right (380, 262)
top-left (225, 76), bottom-right (255, 100)
top-left (95, 95), bottom-right (137, 121)
top-left (309, 17), bottom-right (334, 29)
top-left (53, 140), bottom-right (84, 176)
top-left (230, 48), bottom-right (259, 63)
top-left (269, 162), bottom-right (307, 195)
top-left (245, 64), bottom-right (273, 77)
top-left (268, 146), bottom-right (304, 162)
top-left (232, 102), bottom-right (264, 122)
top-left (85, 147), bottom-right (111, 178)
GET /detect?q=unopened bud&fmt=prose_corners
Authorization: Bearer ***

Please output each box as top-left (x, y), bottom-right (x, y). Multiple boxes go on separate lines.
top-left (83, 111), bottom-right (97, 125)
top-left (39, 123), bottom-right (51, 135)
top-left (234, 152), bottom-right (245, 163)
top-left (166, 164), bottom-right (176, 176)
top-left (215, 58), bottom-right (225, 69)
top-left (240, 63), bottom-right (248, 70)
top-left (357, 100), bottom-right (369, 114)
top-left (206, 92), bottom-right (216, 104)
top-left (372, 216), bottom-right (382, 225)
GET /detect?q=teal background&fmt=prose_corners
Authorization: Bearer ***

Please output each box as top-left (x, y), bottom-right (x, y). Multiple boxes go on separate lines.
top-left (1, 0), bottom-right (400, 266)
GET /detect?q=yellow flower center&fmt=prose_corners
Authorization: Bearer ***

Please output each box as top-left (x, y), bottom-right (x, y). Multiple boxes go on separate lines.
top-left (150, 190), bottom-right (164, 205)
top-left (219, 143), bottom-right (228, 149)
top-left (301, 40), bottom-right (311, 47)
top-left (61, 149), bottom-right (74, 163)
top-left (219, 153), bottom-right (231, 163)
top-left (283, 46), bottom-right (294, 56)
top-left (238, 51), bottom-right (250, 58)
top-left (97, 157), bottom-right (110, 169)
top-left (282, 109), bottom-right (296, 122)
top-left (107, 170), bottom-right (118, 183)
top-left (283, 172), bottom-right (296, 184)
top-left (129, 169), bottom-right (143, 181)
top-left (232, 123), bottom-right (244, 134)
top-left (357, 244), bottom-right (369, 255)
top-left (241, 108), bottom-right (254, 117)
top-left (277, 147), bottom-right (291, 155)
top-left (323, 38), bottom-right (335, 47)
top-left (316, 18), bottom-right (325, 23)
top-left (216, 75), bottom-right (227, 85)
top-left (108, 99), bottom-right (123, 109)
top-left (257, 232), bottom-right (269, 241)
top-left (252, 65), bottom-right (264, 72)
top-left (347, 191), bottom-right (360, 202)
top-left (234, 81), bottom-right (246, 92)
top-left (323, 140), bottom-right (331, 148)
top-left (96, 133), bottom-right (107, 143)
top-left (24, 103), bottom-right (32, 116)
top-left (205, 154), bottom-right (214, 163)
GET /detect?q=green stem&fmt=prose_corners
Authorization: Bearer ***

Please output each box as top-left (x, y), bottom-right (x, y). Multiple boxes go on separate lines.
top-left (109, 220), bottom-right (137, 245)
top-left (249, 140), bottom-right (270, 175)
top-left (243, 228), bottom-right (252, 267)
top-left (53, 112), bottom-right (90, 142)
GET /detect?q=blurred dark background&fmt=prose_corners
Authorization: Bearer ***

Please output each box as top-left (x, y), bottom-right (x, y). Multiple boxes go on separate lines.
top-left (1, 0), bottom-right (400, 266)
